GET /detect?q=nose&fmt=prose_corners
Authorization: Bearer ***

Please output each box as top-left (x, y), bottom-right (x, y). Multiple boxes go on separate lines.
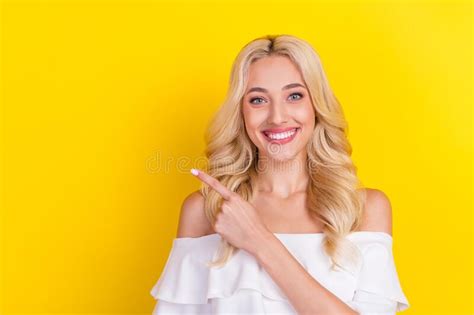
top-left (267, 101), bottom-right (289, 125)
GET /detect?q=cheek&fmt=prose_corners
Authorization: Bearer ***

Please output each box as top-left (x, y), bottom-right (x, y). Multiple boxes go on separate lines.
top-left (295, 103), bottom-right (316, 128)
top-left (242, 106), bottom-right (266, 133)
top-left (242, 108), bottom-right (270, 148)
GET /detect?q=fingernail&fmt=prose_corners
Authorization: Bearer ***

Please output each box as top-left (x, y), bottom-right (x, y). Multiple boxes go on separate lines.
top-left (190, 168), bottom-right (199, 176)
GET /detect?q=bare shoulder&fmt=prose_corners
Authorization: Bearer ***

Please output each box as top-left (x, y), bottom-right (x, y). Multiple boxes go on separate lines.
top-left (357, 188), bottom-right (393, 236)
top-left (176, 190), bottom-right (214, 238)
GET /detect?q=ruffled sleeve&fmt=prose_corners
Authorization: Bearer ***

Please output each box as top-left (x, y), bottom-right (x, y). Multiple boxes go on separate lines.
top-left (150, 235), bottom-right (217, 314)
top-left (150, 234), bottom-right (295, 314)
top-left (150, 236), bottom-right (215, 304)
top-left (346, 233), bottom-right (410, 315)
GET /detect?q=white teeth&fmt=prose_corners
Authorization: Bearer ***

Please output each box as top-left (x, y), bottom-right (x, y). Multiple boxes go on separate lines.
top-left (265, 129), bottom-right (297, 140)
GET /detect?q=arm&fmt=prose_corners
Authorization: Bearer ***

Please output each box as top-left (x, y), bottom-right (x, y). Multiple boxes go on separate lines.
top-left (254, 189), bottom-right (392, 315)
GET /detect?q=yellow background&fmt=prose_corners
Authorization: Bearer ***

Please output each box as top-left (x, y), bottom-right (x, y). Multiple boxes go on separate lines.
top-left (1, 0), bottom-right (472, 314)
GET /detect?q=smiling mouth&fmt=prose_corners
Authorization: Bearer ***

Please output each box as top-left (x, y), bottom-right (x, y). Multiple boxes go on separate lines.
top-left (262, 128), bottom-right (300, 143)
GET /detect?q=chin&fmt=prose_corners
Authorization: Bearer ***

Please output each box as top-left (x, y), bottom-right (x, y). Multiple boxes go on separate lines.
top-left (262, 150), bottom-right (299, 162)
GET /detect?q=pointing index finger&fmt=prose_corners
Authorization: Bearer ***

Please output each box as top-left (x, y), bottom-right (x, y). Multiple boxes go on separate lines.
top-left (191, 168), bottom-right (233, 200)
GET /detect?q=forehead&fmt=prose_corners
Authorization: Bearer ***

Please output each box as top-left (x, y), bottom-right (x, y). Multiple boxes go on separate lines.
top-left (246, 55), bottom-right (304, 87)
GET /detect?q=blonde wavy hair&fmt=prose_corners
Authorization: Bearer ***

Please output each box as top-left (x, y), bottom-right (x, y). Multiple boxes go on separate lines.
top-left (200, 34), bottom-right (368, 273)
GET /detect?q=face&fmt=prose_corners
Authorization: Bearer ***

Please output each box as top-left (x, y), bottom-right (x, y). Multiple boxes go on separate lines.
top-left (242, 55), bottom-right (316, 162)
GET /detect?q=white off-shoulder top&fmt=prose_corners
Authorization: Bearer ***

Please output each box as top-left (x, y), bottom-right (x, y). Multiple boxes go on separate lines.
top-left (150, 231), bottom-right (410, 315)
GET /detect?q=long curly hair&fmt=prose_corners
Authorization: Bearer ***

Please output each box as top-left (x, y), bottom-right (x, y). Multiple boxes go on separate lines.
top-left (200, 34), bottom-right (367, 272)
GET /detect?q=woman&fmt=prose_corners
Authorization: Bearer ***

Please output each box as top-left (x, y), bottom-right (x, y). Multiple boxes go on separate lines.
top-left (151, 34), bottom-right (410, 314)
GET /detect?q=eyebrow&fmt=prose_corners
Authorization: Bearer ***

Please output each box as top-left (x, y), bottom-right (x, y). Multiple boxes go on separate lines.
top-left (245, 83), bottom-right (306, 95)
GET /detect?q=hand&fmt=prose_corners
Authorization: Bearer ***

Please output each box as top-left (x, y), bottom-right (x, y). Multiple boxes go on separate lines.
top-left (190, 168), bottom-right (272, 255)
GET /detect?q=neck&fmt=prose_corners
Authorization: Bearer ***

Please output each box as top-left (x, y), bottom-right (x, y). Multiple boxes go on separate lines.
top-left (254, 150), bottom-right (309, 198)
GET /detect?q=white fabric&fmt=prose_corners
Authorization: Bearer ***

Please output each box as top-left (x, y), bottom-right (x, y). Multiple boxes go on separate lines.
top-left (150, 231), bottom-right (410, 314)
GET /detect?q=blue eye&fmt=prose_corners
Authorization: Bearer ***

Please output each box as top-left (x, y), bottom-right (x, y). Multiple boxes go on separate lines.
top-left (249, 93), bottom-right (303, 105)
top-left (290, 93), bottom-right (303, 99)
top-left (249, 97), bottom-right (265, 105)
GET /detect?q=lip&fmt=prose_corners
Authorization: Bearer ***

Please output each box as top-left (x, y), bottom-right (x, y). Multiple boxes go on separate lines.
top-left (262, 127), bottom-right (299, 133)
top-left (261, 127), bottom-right (300, 145)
